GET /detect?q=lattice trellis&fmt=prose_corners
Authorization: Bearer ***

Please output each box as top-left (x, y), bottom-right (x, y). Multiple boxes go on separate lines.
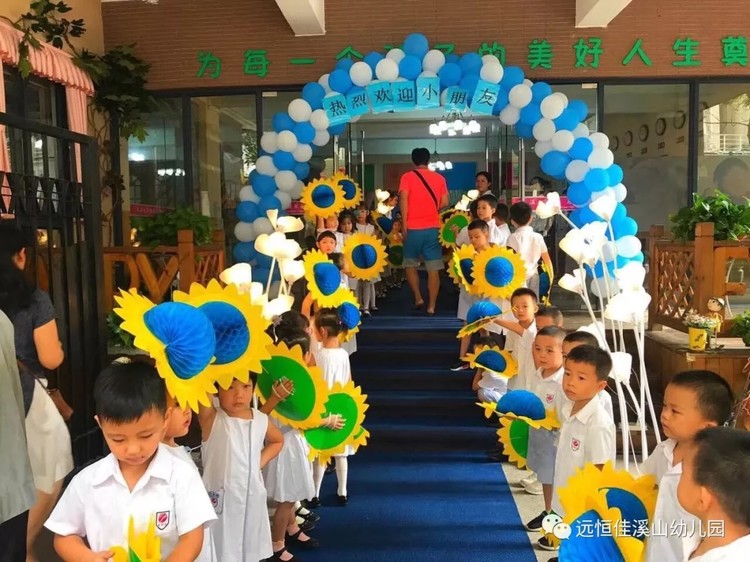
top-left (195, 251), bottom-right (223, 285)
top-left (654, 247), bottom-right (695, 324)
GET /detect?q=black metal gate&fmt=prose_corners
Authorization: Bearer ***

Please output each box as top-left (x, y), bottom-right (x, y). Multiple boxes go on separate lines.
top-left (1, 111), bottom-right (106, 466)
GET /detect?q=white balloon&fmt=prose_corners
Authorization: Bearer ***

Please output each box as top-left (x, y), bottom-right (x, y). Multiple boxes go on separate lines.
top-left (234, 221), bottom-right (255, 242)
top-left (551, 130), bottom-right (575, 152)
top-left (239, 185), bottom-right (260, 203)
top-left (277, 130), bottom-right (298, 153)
top-left (376, 58), bottom-right (399, 81)
top-left (290, 181), bottom-right (305, 199)
top-left (509, 84), bottom-right (532, 109)
top-left (288, 98), bottom-right (312, 123)
top-left (349, 61), bottom-right (373, 87)
top-left (318, 74), bottom-right (332, 93)
top-left (590, 276), bottom-right (620, 299)
top-left (276, 190), bottom-right (292, 210)
top-left (614, 183), bottom-right (628, 203)
top-left (591, 187), bottom-right (616, 202)
top-left (481, 54), bottom-right (501, 67)
top-left (616, 235), bottom-right (642, 258)
top-left (385, 48), bottom-right (406, 63)
top-left (551, 92), bottom-right (569, 108)
top-left (422, 49), bottom-right (446, 73)
top-left (602, 241), bottom-right (618, 262)
top-left (573, 123), bottom-right (590, 138)
top-left (533, 118), bottom-right (556, 142)
top-left (499, 105), bottom-right (520, 125)
top-left (275, 170), bottom-right (297, 192)
top-left (588, 148), bottom-right (615, 169)
top-left (313, 129), bottom-right (331, 146)
top-left (541, 94), bottom-right (565, 120)
top-left (419, 70), bottom-right (437, 78)
top-left (565, 160), bottom-right (590, 183)
top-left (480, 63), bottom-right (504, 84)
top-left (260, 132), bottom-right (278, 154)
top-left (523, 79), bottom-right (533, 87)
top-left (293, 144), bottom-right (313, 163)
top-left (253, 217), bottom-right (274, 237)
top-left (256, 155), bottom-right (278, 176)
top-left (590, 132), bottom-right (610, 149)
top-left (310, 109), bottom-right (330, 131)
top-left (534, 141), bottom-right (553, 159)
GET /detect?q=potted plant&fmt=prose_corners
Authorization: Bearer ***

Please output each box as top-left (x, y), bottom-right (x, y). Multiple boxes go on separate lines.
top-left (683, 310), bottom-right (718, 351)
top-left (732, 311), bottom-right (750, 347)
top-left (131, 208), bottom-right (212, 247)
top-left (670, 190), bottom-right (750, 241)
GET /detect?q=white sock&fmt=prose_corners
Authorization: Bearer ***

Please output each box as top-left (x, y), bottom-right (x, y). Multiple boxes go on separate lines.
top-left (313, 459), bottom-right (325, 497)
top-left (335, 456), bottom-right (349, 496)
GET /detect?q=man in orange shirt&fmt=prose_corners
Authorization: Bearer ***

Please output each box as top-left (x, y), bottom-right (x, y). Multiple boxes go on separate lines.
top-left (398, 148), bottom-right (450, 315)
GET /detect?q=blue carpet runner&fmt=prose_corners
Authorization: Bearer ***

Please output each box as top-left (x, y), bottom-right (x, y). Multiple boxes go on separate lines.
top-left (302, 273), bottom-right (537, 561)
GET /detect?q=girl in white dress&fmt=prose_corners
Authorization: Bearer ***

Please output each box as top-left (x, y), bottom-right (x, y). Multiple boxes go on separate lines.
top-left (311, 308), bottom-right (353, 506)
top-left (354, 204), bottom-right (378, 315)
top-left (261, 326), bottom-right (319, 561)
top-left (162, 392), bottom-right (217, 562)
top-left (198, 377), bottom-right (284, 562)
top-left (340, 213), bottom-right (358, 296)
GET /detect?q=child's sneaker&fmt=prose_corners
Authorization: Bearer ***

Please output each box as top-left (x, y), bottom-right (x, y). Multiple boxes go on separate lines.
top-left (520, 473), bottom-right (538, 487)
top-left (537, 535), bottom-right (559, 551)
top-left (523, 480), bottom-right (544, 495)
top-left (524, 511), bottom-right (548, 532)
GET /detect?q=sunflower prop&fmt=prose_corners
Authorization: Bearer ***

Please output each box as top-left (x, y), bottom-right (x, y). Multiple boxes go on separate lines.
top-left (557, 462), bottom-right (658, 562)
top-left (462, 345), bottom-right (518, 380)
top-left (110, 516), bottom-right (161, 562)
top-left (336, 290), bottom-right (361, 342)
top-left (472, 246), bottom-right (526, 300)
top-left (351, 426), bottom-right (370, 454)
top-left (172, 280), bottom-right (272, 390)
top-left (439, 211), bottom-right (471, 247)
top-left (304, 381), bottom-right (368, 464)
top-left (300, 177), bottom-right (346, 221)
top-left (331, 171), bottom-right (363, 210)
top-left (303, 249), bottom-right (346, 308)
top-left (452, 244), bottom-right (477, 294)
top-left (477, 389), bottom-right (560, 430)
top-left (538, 259), bottom-right (552, 305)
top-left (457, 300), bottom-right (502, 339)
top-left (446, 256), bottom-right (465, 287)
top-left (257, 342), bottom-right (329, 430)
top-left (387, 243), bottom-right (404, 267)
top-left (114, 289), bottom-right (220, 412)
top-left (371, 211), bottom-right (394, 236)
top-left (497, 417), bottom-right (530, 469)
top-left (343, 232), bottom-right (388, 281)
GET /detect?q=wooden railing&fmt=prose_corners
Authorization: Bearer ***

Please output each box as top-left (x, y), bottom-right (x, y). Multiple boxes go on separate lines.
top-left (103, 229), bottom-right (226, 310)
top-left (647, 223), bottom-right (750, 332)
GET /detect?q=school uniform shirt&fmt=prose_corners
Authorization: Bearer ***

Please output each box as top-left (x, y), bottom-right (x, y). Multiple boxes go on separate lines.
top-left (478, 369), bottom-right (509, 395)
top-left (552, 397), bottom-right (616, 516)
top-left (507, 225), bottom-right (547, 282)
top-left (684, 534), bottom-right (750, 562)
top-left (496, 223), bottom-right (511, 246)
top-left (45, 444), bottom-right (216, 557)
top-left (455, 220), bottom-right (506, 247)
top-left (599, 389), bottom-right (614, 421)
top-left (526, 366), bottom-right (565, 485)
top-left (642, 439), bottom-right (701, 562)
top-left (355, 223), bottom-right (375, 236)
top-left (504, 320), bottom-right (537, 391)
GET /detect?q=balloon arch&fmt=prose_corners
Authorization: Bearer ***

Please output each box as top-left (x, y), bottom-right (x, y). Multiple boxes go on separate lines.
top-left (232, 33), bottom-right (643, 291)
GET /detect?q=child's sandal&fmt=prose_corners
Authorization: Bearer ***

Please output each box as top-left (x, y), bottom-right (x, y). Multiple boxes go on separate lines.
top-left (287, 529), bottom-right (320, 549)
top-left (268, 547), bottom-right (297, 561)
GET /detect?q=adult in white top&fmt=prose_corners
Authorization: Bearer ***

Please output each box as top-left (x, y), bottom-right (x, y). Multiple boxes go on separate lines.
top-left (46, 444), bottom-right (216, 556)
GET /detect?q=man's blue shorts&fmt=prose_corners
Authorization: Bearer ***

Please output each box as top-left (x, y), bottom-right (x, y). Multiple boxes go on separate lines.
top-left (403, 227), bottom-right (443, 271)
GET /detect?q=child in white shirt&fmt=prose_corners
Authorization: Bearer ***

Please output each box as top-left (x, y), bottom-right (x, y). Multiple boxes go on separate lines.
top-left (494, 202), bottom-right (511, 246)
top-left (677, 427), bottom-right (750, 562)
top-left (492, 288), bottom-right (539, 392)
top-left (470, 336), bottom-right (510, 403)
top-left (507, 201), bottom-right (554, 296)
top-left (45, 361), bottom-right (216, 561)
top-left (642, 370), bottom-right (734, 562)
top-left (562, 331), bottom-right (615, 422)
top-left (455, 194), bottom-right (506, 247)
top-left (354, 204), bottom-right (377, 315)
top-left (317, 215), bottom-right (344, 251)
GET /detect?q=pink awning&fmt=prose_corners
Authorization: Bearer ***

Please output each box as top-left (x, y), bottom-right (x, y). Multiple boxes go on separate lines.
top-left (0, 19), bottom-right (93, 95)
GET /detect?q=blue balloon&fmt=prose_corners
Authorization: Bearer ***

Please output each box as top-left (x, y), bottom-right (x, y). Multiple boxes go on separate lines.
top-left (459, 74), bottom-right (480, 98)
top-left (335, 58), bottom-right (354, 72)
top-left (520, 103), bottom-right (542, 126)
top-left (608, 164), bottom-right (624, 186)
top-left (554, 108), bottom-right (579, 131)
top-left (569, 209), bottom-right (583, 227)
top-left (500, 66), bottom-right (524, 89)
top-left (272, 150), bottom-right (295, 171)
top-left (438, 63), bottom-right (462, 88)
top-left (579, 206), bottom-right (605, 224)
top-left (302, 82), bottom-right (326, 110)
top-left (255, 251), bottom-right (273, 269)
top-left (403, 33), bottom-right (429, 58)
top-left (612, 203), bottom-right (627, 224)
top-left (252, 266), bottom-right (280, 283)
top-left (567, 182), bottom-right (590, 207)
top-left (258, 195), bottom-right (282, 215)
top-left (253, 173), bottom-right (276, 197)
top-left (515, 122), bottom-right (534, 139)
top-left (569, 137), bottom-right (594, 161)
top-left (614, 217), bottom-right (639, 238)
top-left (531, 82), bottom-right (553, 104)
top-left (363, 51), bottom-right (384, 72)
top-left (233, 241), bottom-right (257, 264)
top-left (492, 87), bottom-right (510, 115)
top-left (329, 122), bottom-right (347, 136)
top-left (459, 52), bottom-right (483, 75)
top-left (329, 69), bottom-right (353, 94)
top-left (399, 55), bottom-right (422, 80)
top-left (631, 252), bottom-right (644, 263)
top-left (588, 260), bottom-right (616, 278)
top-left (249, 170), bottom-right (259, 186)
top-left (293, 122), bottom-right (316, 145)
top-left (568, 99), bottom-right (589, 122)
top-left (446, 53), bottom-right (460, 64)
top-left (616, 255), bottom-right (632, 268)
top-left (541, 150), bottom-right (571, 178)
top-left (272, 112), bottom-right (295, 133)
top-left (584, 168), bottom-right (610, 192)
top-left (294, 161), bottom-right (310, 181)
top-left (236, 201), bottom-right (260, 223)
